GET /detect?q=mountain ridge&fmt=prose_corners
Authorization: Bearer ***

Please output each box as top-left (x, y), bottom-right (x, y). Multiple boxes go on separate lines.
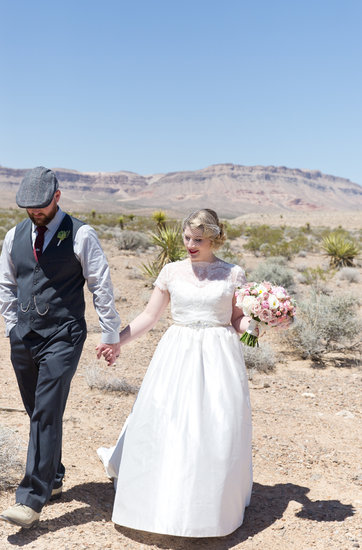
top-left (0, 163), bottom-right (361, 217)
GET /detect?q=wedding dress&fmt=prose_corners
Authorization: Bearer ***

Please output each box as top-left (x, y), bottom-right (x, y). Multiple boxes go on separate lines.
top-left (98, 258), bottom-right (253, 537)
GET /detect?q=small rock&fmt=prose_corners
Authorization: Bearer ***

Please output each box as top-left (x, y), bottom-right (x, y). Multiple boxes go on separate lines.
top-left (336, 410), bottom-right (355, 418)
top-left (302, 392), bottom-right (315, 398)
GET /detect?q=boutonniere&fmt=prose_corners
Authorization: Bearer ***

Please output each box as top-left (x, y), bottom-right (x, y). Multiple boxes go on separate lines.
top-left (57, 230), bottom-right (70, 246)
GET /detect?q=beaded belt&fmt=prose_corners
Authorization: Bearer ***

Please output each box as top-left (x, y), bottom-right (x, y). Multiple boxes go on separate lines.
top-left (173, 321), bottom-right (230, 329)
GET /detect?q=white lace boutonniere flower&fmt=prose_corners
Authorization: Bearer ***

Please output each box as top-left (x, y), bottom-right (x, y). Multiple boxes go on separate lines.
top-left (57, 230), bottom-right (70, 246)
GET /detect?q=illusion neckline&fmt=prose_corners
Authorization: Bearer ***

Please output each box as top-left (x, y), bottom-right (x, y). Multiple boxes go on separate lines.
top-left (187, 257), bottom-right (222, 266)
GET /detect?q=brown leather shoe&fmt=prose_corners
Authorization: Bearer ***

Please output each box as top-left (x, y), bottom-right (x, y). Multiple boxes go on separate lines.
top-left (0, 503), bottom-right (40, 528)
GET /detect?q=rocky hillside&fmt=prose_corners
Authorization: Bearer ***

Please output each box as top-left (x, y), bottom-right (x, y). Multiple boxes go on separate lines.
top-left (0, 164), bottom-right (361, 217)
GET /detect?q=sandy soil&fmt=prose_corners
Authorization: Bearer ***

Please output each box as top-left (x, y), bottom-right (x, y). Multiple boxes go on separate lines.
top-left (232, 211), bottom-right (362, 230)
top-left (0, 239), bottom-right (361, 550)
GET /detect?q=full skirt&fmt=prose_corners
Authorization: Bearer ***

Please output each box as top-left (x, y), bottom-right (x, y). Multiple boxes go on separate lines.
top-left (98, 325), bottom-right (253, 537)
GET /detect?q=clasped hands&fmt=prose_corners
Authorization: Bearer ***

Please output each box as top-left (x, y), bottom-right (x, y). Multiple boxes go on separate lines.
top-left (96, 342), bottom-right (121, 366)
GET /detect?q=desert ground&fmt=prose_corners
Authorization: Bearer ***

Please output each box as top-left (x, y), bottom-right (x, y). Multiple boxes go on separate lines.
top-left (0, 221), bottom-right (361, 550)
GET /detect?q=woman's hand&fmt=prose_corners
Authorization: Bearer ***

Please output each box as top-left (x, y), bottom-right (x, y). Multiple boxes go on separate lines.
top-left (96, 342), bottom-right (121, 366)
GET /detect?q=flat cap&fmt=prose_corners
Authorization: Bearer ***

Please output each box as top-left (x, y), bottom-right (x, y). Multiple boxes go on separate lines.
top-left (16, 166), bottom-right (59, 208)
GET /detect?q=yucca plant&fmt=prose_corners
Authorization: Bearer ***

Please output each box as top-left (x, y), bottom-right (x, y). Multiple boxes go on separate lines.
top-left (151, 225), bottom-right (185, 264)
top-left (321, 232), bottom-right (359, 268)
top-left (152, 210), bottom-right (167, 230)
top-left (142, 225), bottom-right (185, 279)
top-left (142, 260), bottom-right (162, 280)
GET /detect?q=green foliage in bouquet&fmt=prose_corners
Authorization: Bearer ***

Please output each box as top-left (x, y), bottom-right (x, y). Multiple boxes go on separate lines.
top-left (322, 232), bottom-right (360, 268)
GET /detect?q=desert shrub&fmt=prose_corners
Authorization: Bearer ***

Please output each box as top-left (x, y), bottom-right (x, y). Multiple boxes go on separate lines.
top-left (243, 224), bottom-right (310, 259)
top-left (217, 242), bottom-right (242, 264)
top-left (337, 267), bottom-right (361, 284)
top-left (0, 225), bottom-right (8, 240)
top-left (224, 222), bottom-right (244, 240)
top-left (116, 230), bottom-right (151, 251)
top-left (296, 273), bottom-right (307, 284)
top-left (285, 291), bottom-right (361, 363)
top-left (0, 209), bottom-right (27, 250)
top-left (250, 258), bottom-right (295, 291)
top-left (297, 266), bottom-right (331, 288)
top-left (322, 232), bottom-right (360, 268)
top-left (242, 343), bottom-right (276, 374)
top-left (0, 426), bottom-right (24, 489)
top-left (244, 225), bottom-right (283, 254)
top-left (85, 363), bottom-right (139, 394)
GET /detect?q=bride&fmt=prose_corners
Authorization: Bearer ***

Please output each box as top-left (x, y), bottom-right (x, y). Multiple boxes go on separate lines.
top-left (97, 208), bottom-right (253, 537)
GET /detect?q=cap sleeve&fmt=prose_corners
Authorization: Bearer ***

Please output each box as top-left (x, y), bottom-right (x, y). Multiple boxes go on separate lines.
top-left (233, 265), bottom-right (246, 288)
top-left (154, 263), bottom-right (169, 291)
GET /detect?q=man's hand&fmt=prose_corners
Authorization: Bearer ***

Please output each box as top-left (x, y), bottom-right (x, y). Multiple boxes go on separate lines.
top-left (96, 342), bottom-right (121, 366)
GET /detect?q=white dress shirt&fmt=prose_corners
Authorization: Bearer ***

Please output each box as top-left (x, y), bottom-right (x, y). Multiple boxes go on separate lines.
top-left (0, 207), bottom-right (120, 343)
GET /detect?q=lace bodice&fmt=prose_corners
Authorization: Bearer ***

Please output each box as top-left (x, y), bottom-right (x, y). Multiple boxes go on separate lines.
top-left (154, 259), bottom-right (246, 326)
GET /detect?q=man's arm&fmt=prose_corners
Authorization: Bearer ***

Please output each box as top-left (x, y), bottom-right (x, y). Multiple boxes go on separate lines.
top-left (74, 224), bottom-right (121, 364)
top-left (0, 228), bottom-right (18, 336)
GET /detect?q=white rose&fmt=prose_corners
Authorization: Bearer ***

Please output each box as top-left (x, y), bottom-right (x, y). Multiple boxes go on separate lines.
top-left (241, 296), bottom-right (257, 316)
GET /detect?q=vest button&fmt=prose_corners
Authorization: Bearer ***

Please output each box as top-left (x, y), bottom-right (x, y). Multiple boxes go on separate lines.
top-left (30, 316), bottom-right (34, 322)
top-left (33, 280), bottom-right (37, 285)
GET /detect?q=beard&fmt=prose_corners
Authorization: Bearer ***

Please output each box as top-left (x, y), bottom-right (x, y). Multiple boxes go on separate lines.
top-left (27, 201), bottom-right (58, 226)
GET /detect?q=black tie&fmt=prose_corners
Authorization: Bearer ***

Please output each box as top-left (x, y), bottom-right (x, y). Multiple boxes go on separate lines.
top-left (33, 226), bottom-right (47, 262)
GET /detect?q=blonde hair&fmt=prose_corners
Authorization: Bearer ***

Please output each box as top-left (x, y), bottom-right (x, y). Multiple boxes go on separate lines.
top-left (182, 209), bottom-right (226, 249)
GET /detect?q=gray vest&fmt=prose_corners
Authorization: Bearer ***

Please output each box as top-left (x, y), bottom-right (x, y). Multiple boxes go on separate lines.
top-left (11, 214), bottom-right (86, 338)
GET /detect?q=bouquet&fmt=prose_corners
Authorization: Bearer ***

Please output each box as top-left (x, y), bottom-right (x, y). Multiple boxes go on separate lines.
top-left (235, 281), bottom-right (296, 347)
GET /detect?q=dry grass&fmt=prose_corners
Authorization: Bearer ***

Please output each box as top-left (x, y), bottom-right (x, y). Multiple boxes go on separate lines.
top-left (0, 425), bottom-right (24, 490)
top-left (84, 362), bottom-right (139, 394)
top-left (242, 343), bottom-right (277, 377)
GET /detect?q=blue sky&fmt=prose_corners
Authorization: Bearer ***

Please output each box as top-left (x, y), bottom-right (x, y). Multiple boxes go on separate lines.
top-left (1, 0), bottom-right (361, 184)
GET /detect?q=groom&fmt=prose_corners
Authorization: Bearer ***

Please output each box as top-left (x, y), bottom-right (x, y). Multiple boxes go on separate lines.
top-left (0, 166), bottom-right (120, 528)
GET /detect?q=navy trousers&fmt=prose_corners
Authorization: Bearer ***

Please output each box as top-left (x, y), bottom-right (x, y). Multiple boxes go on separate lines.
top-left (9, 319), bottom-right (86, 512)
